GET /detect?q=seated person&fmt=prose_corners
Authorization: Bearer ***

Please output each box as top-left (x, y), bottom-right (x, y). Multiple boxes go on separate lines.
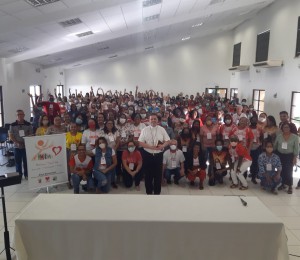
top-left (69, 144), bottom-right (93, 194)
top-left (162, 139), bottom-right (185, 185)
top-left (92, 137), bottom-right (117, 193)
top-left (122, 141), bottom-right (143, 190)
top-left (208, 139), bottom-right (230, 185)
top-left (258, 141), bottom-right (282, 194)
top-left (186, 142), bottom-right (207, 190)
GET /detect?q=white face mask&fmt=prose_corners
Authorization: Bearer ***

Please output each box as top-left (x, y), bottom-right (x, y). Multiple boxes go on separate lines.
top-left (141, 114), bottom-right (146, 119)
top-left (170, 145), bottom-right (177, 150)
top-left (259, 117), bottom-right (266, 122)
top-left (128, 147), bottom-right (135, 153)
top-left (99, 143), bottom-right (106, 149)
top-left (230, 142), bottom-right (237, 147)
top-left (128, 110), bottom-right (133, 115)
top-left (119, 118), bottom-right (126, 124)
top-left (225, 119), bottom-right (231, 124)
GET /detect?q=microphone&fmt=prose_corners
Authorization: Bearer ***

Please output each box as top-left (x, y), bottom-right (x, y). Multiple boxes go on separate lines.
top-left (224, 195), bottom-right (248, 207)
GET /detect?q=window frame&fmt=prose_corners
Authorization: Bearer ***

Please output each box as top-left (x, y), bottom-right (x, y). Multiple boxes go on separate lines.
top-left (230, 88), bottom-right (238, 101)
top-left (290, 91), bottom-right (300, 129)
top-left (56, 85), bottom-right (64, 96)
top-left (252, 89), bottom-right (265, 114)
top-left (29, 85), bottom-right (42, 118)
top-left (205, 88), bottom-right (228, 99)
top-left (296, 17), bottom-right (300, 58)
top-left (0, 86), bottom-right (4, 127)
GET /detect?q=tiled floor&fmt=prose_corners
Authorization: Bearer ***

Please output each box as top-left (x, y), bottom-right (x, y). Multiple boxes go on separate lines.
top-left (1, 155), bottom-right (300, 259)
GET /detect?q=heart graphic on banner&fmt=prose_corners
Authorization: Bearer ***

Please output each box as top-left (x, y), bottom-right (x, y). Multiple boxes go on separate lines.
top-left (45, 176), bottom-right (50, 182)
top-left (52, 146), bottom-right (62, 156)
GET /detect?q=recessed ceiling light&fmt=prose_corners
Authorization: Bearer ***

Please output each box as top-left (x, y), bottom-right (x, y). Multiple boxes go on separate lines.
top-left (143, 14), bottom-right (160, 22)
top-left (192, 22), bottom-right (203, 28)
top-left (142, 0), bottom-right (162, 8)
top-left (58, 18), bottom-right (83, 28)
top-left (108, 55), bottom-right (118, 59)
top-left (76, 31), bottom-right (94, 38)
top-left (25, 0), bottom-right (60, 7)
top-left (182, 36), bottom-right (191, 41)
top-left (145, 46), bottom-right (154, 50)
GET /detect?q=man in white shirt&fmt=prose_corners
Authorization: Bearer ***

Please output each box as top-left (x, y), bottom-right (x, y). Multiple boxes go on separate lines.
top-left (139, 114), bottom-right (170, 195)
top-left (162, 140), bottom-right (185, 185)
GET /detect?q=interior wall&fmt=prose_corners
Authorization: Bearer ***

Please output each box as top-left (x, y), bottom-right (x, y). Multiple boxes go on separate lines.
top-left (230, 0), bottom-right (300, 120)
top-left (65, 31), bottom-right (233, 96)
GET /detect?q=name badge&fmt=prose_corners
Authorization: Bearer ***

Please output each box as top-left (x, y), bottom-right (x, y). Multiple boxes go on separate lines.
top-left (216, 162), bottom-right (221, 170)
top-left (91, 115), bottom-right (95, 119)
top-left (238, 135), bottom-right (243, 141)
top-left (266, 163), bottom-right (272, 171)
top-left (231, 156), bottom-right (235, 163)
top-left (282, 142), bottom-right (288, 150)
top-left (264, 132), bottom-right (268, 139)
top-left (171, 159), bottom-right (177, 168)
top-left (49, 104), bottom-right (53, 109)
top-left (70, 144), bottom-right (77, 151)
top-left (224, 134), bottom-right (229, 140)
top-left (134, 131), bottom-right (140, 138)
top-left (121, 132), bottom-right (126, 138)
top-left (90, 138), bottom-right (95, 145)
top-left (19, 130), bottom-right (25, 137)
top-left (182, 146), bottom-right (187, 152)
top-left (109, 135), bottom-right (115, 142)
top-left (207, 133), bottom-right (212, 140)
top-left (196, 136), bottom-right (200, 142)
top-left (198, 109), bottom-right (203, 115)
top-left (129, 163), bottom-right (135, 170)
top-left (253, 137), bottom-right (257, 143)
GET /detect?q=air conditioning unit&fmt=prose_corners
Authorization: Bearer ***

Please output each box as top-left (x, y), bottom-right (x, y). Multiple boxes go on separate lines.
top-left (228, 65), bottom-right (250, 72)
top-left (253, 60), bottom-right (283, 68)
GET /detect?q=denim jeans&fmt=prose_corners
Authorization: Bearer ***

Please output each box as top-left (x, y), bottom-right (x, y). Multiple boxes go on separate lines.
top-left (164, 168), bottom-right (180, 182)
top-left (14, 148), bottom-right (28, 178)
top-left (93, 170), bottom-right (111, 193)
top-left (72, 174), bottom-right (94, 194)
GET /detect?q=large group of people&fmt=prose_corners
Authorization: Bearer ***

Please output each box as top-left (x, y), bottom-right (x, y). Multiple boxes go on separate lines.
top-left (8, 86), bottom-right (300, 195)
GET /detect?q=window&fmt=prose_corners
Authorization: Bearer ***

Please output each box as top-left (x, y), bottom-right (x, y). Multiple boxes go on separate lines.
top-left (230, 88), bottom-right (238, 101)
top-left (291, 91), bottom-right (300, 129)
top-left (29, 85), bottom-right (41, 117)
top-left (252, 89), bottom-right (265, 114)
top-left (56, 85), bottom-right (64, 96)
top-left (232, 42), bottom-right (241, 67)
top-left (296, 17), bottom-right (300, 57)
top-left (255, 30), bottom-right (270, 62)
top-left (205, 88), bottom-right (228, 99)
top-left (0, 86), bottom-right (4, 127)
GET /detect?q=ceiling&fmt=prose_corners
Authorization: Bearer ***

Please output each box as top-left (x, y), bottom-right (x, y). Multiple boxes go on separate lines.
top-left (0, 0), bottom-right (276, 69)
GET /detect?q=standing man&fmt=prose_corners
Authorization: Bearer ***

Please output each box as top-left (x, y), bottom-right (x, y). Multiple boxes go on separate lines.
top-left (9, 110), bottom-right (33, 180)
top-left (139, 114), bottom-right (170, 195)
top-left (279, 111), bottom-right (297, 135)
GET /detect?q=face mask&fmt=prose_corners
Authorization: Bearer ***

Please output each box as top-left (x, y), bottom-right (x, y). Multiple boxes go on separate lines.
top-left (266, 147), bottom-right (273, 153)
top-left (76, 118), bottom-right (83, 124)
top-left (225, 119), bottom-right (231, 124)
top-left (38, 106), bottom-right (43, 111)
top-left (141, 114), bottom-right (146, 119)
top-left (128, 101), bottom-right (134, 106)
top-left (99, 143), bottom-right (106, 149)
top-left (42, 120), bottom-right (48, 125)
top-left (128, 110), bottom-right (133, 115)
top-left (128, 147), bottom-right (135, 153)
top-left (259, 117), bottom-right (266, 122)
top-left (82, 104), bottom-right (86, 107)
top-left (120, 118), bottom-right (126, 124)
top-left (230, 142), bottom-right (237, 147)
top-left (170, 145), bottom-right (177, 150)
top-left (216, 146), bottom-right (223, 151)
top-left (242, 102), bottom-right (246, 105)
top-left (161, 122), bottom-right (168, 127)
top-left (183, 110), bottom-right (188, 115)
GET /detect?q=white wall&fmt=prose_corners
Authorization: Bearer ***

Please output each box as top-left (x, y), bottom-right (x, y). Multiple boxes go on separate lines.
top-left (65, 31), bottom-right (233, 96)
top-left (0, 61), bottom-right (65, 124)
top-left (230, 0), bottom-right (300, 119)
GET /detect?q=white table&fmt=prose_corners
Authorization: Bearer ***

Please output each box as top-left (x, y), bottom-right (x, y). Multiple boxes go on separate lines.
top-left (14, 194), bottom-right (288, 260)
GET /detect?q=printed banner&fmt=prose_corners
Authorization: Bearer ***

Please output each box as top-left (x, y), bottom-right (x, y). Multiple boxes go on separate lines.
top-left (24, 134), bottom-right (68, 190)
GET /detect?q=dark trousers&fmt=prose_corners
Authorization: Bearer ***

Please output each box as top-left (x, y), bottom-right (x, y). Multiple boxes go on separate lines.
top-left (277, 152), bottom-right (294, 186)
top-left (116, 151), bottom-right (123, 177)
top-left (250, 146), bottom-right (262, 179)
top-left (143, 151), bottom-right (163, 195)
top-left (123, 169), bottom-right (142, 188)
top-left (14, 148), bottom-right (28, 178)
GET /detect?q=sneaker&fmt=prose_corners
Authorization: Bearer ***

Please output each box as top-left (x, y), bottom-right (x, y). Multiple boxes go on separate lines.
top-left (278, 184), bottom-right (286, 190)
top-left (135, 185), bottom-right (140, 191)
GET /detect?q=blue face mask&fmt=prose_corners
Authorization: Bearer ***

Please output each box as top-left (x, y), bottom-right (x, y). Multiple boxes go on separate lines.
top-left (161, 122), bottom-right (168, 127)
top-left (216, 146), bottom-right (223, 151)
top-left (212, 118), bottom-right (217, 124)
top-left (76, 118), bottom-right (83, 125)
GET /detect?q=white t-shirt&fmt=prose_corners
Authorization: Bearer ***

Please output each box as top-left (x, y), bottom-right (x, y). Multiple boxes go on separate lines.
top-left (163, 149), bottom-right (185, 169)
top-left (81, 129), bottom-right (101, 151)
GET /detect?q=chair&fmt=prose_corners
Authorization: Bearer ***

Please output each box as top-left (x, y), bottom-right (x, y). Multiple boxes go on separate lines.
top-left (0, 132), bottom-right (7, 156)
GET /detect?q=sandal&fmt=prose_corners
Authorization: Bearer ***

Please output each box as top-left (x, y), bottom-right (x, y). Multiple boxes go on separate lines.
top-left (230, 184), bottom-right (238, 189)
top-left (278, 184), bottom-right (286, 190)
top-left (239, 186), bottom-right (248, 190)
top-left (287, 187), bottom-right (293, 194)
top-left (271, 189), bottom-right (278, 195)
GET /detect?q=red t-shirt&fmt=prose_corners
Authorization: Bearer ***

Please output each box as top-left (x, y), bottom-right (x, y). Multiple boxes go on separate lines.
top-left (122, 150), bottom-right (142, 168)
top-left (229, 143), bottom-right (252, 161)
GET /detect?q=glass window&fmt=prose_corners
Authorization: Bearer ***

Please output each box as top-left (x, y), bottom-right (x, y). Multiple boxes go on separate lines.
top-left (205, 88), bottom-right (228, 99)
top-left (291, 91), bottom-right (300, 129)
top-left (56, 85), bottom-right (64, 96)
top-left (230, 88), bottom-right (238, 100)
top-left (252, 89), bottom-right (265, 114)
top-left (29, 85), bottom-right (41, 117)
top-left (0, 86), bottom-right (4, 127)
